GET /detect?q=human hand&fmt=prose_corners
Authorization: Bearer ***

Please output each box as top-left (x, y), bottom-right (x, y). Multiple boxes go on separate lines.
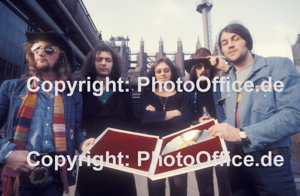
top-left (146, 105), bottom-right (156, 111)
top-left (165, 110), bottom-right (182, 121)
top-left (199, 115), bottom-right (212, 123)
top-left (208, 123), bottom-right (241, 142)
top-left (5, 150), bottom-right (36, 172)
top-left (172, 110), bottom-right (182, 117)
top-left (207, 56), bottom-right (230, 72)
top-left (81, 138), bottom-right (95, 152)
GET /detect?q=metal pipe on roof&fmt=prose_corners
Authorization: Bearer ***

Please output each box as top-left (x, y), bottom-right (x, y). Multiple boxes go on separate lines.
top-left (21, 0), bottom-right (85, 62)
top-left (53, 0), bottom-right (94, 50)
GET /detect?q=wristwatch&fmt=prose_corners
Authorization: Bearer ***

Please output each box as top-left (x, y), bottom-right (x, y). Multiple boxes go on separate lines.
top-left (239, 128), bottom-right (249, 143)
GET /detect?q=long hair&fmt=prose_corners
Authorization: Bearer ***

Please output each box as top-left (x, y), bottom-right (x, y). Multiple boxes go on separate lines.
top-left (22, 40), bottom-right (72, 82)
top-left (189, 63), bottom-right (217, 84)
top-left (80, 43), bottom-right (122, 81)
top-left (218, 23), bottom-right (253, 54)
top-left (144, 57), bottom-right (179, 91)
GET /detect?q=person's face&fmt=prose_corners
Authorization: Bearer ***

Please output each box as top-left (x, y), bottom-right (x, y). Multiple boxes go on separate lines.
top-left (32, 40), bottom-right (60, 72)
top-left (95, 51), bottom-right (113, 78)
top-left (155, 62), bottom-right (171, 84)
top-left (220, 32), bottom-right (249, 65)
top-left (194, 63), bottom-right (211, 81)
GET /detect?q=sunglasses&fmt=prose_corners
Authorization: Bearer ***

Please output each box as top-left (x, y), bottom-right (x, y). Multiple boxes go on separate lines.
top-left (31, 43), bottom-right (57, 55)
top-left (195, 63), bottom-right (210, 69)
top-left (155, 68), bottom-right (170, 74)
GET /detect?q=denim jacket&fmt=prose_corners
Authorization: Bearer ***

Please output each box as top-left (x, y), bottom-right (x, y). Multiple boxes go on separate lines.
top-left (189, 83), bottom-right (226, 123)
top-left (218, 54), bottom-right (300, 153)
top-left (0, 79), bottom-right (86, 185)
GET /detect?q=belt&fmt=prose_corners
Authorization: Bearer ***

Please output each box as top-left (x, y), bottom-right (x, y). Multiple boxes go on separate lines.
top-left (239, 147), bottom-right (289, 157)
top-left (19, 167), bottom-right (55, 185)
top-left (21, 152), bottom-right (57, 185)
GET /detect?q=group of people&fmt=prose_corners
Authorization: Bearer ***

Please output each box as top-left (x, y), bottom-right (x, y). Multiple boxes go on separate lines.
top-left (0, 23), bottom-right (299, 196)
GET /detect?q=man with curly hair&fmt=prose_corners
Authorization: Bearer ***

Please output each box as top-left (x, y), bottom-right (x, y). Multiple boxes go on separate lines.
top-left (76, 43), bottom-right (137, 196)
top-left (0, 32), bottom-right (94, 196)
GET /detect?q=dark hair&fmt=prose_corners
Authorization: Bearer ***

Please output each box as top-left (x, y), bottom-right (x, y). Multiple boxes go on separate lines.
top-left (144, 57), bottom-right (179, 91)
top-left (189, 62), bottom-right (217, 84)
top-left (80, 43), bottom-right (122, 81)
top-left (23, 40), bottom-right (72, 82)
top-left (218, 23), bottom-right (253, 54)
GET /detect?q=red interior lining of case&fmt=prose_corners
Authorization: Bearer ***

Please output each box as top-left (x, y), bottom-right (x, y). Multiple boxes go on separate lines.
top-left (90, 130), bottom-right (158, 171)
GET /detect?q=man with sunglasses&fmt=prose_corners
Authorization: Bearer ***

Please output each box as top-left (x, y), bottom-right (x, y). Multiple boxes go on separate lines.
top-left (184, 47), bottom-right (232, 196)
top-left (0, 32), bottom-right (94, 196)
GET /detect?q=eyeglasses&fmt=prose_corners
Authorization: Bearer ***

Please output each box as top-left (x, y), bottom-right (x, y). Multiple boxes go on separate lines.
top-left (31, 43), bottom-right (57, 55)
top-left (155, 68), bottom-right (170, 74)
top-left (195, 63), bottom-right (210, 69)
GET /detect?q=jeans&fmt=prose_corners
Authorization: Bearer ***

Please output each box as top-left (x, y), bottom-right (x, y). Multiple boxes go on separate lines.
top-left (77, 165), bottom-right (137, 196)
top-left (195, 165), bottom-right (232, 196)
top-left (148, 173), bottom-right (187, 196)
top-left (18, 176), bottom-right (63, 196)
top-left (228, 152), bottom-right (297, 196)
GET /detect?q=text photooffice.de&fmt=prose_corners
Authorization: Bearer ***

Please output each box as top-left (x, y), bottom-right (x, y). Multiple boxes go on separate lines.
top-left (26, 76), bottom-right (284, 96)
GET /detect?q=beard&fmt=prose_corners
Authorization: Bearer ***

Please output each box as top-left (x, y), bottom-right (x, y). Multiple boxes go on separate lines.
top-left (36, 63), bottom-right (50, 72)
top-left (227, 45), bottom-right (250, 65)
top-left (35, 59), bottom-right (60, 73)
top-left (231, 52), bottom-right (248, 65)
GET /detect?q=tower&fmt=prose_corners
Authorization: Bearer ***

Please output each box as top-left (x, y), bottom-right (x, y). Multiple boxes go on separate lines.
top-left (155, 38), bottom-right (166, 59)
top-left (292, 34), bottom-right (300, 73)
top-left (174, 38), bottom-right (185, 76)
top-left (196, 0), bottom-right (213, 51)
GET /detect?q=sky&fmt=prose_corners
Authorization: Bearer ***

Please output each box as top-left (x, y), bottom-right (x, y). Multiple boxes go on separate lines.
top-left (82, 0), bottom-right (300, 61)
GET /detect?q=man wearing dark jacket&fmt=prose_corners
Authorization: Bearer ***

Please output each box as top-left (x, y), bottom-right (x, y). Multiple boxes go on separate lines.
top-left (185, 47), bottom-right (232, 196)
top-left (76, 43), bottom-right (137, 196)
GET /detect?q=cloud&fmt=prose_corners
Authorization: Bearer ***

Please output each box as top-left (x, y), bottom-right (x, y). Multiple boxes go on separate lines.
top-left (275, 23), bottom-right (298, 45)
top-left (158, 0), bottom-right (185, 19)
top-left (152, 16), bottom-right (165, 26)
top-left (254, 41), bottom-right (293, 61)
top-left (151, 0), bottom-right (186, 26)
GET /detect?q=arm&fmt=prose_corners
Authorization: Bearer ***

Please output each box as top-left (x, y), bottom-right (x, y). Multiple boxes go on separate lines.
top-left (209, 58), bottom-right (300, 148)
top-left (145, 104), bottom-right (181, 121)
top-left (0, 80), bottom-right (17, 163)
top-left (0, 80), bottom-right (36, 172)
top-left (139, 91), bottom-right (166, 124)
top-left (207, 56), bottom-right (231, 73)
top-left (0, 80), bottom-right (10, 128)
top-left (73, 92), bottom-right (88, 153)
top-left (244, 58), bottom-right (300, 148)
top-left (122, 87), bottom-right (138, 131)
top-left (169, 92), bottom-right (194, 127)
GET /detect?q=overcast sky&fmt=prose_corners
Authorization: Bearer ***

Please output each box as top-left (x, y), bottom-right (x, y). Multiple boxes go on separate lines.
top-left (83, 0), bottom-right (300, 61)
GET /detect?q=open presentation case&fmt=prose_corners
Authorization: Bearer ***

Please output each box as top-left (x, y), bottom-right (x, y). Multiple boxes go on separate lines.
top-left (81, 119), bottom-right (229, 180)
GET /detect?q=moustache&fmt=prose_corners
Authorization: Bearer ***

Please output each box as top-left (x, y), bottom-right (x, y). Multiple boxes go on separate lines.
top-left (37, 58), bottom-right (48, 62)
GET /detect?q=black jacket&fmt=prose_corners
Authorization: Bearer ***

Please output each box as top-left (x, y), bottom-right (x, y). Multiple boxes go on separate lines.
top-left (138, 90), bottom-right (193, 138)
top-left (81, 85), bottom-right (136, 138)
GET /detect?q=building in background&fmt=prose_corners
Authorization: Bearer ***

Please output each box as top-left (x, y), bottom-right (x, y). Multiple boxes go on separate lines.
top-left (0, 0), bottom-right (102, 84)
top-left (292, 34), bottom-right (300, 73)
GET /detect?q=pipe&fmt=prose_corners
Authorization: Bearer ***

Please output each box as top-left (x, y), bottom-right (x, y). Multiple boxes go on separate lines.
top-left (21, 0), bottom-right (86, 62)
top-left (53, 0), bottom-right (94, 50)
